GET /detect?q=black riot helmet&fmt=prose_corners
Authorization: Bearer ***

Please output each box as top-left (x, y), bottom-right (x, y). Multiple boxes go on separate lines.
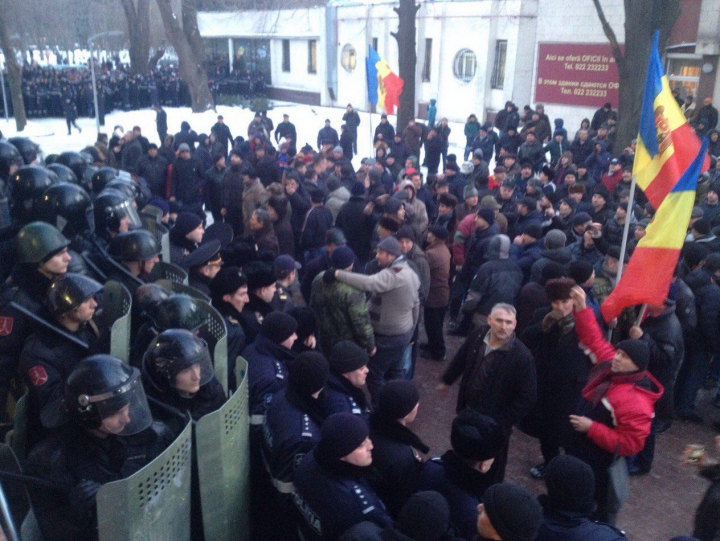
top-left (106, 178), bottom-right (139, 205)
top-left (67, 249), bottom-right (88, 275)
top-left (8, 137), bottom-right (40, 165)
top-left (0, 142), bottom-right (23, 183)
top-left (35, 183), bottom-right (94, 239)
top-left (56, 151), bottom-right (88, 181)
top-left (15, 221), bottom-right (70, 265)
top-left (92, 167), bottom-right (119, 194)
top-left (80, 165), bottom-right (97, 194)
top-left (93, 188), bottom-right (142, 241)
top-left (133, 283), bottom-right (170, 324)
top-left (79, 151), bottom-right (94, 166)
top-left (108, 230), bottom-right (160, 262)
top-left (48, 272), bottom-right (102, 318)
top-left (143, 329), bottom-right (214, 393)
top-left (9, 165), bottom-right (58, 224)
top-left (0, 181), bottom-right (10, 233)
top-left (63, 355), bottom-right (152, 435)
top-left (153, 294), bottom-right (205, 332)
top-left (44, 154), bottom-right (59, 166)
top-left (46, 163), bottom-right (78, 185)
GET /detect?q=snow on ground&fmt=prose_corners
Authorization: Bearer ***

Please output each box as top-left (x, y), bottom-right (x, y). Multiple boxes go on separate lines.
top-left (0, 103), bottom-right (471, 166)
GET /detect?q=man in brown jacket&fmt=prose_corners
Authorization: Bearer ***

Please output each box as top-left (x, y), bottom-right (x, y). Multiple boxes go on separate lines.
top-left (241, 164), bottom-right (269, 233)
top-left (422, 225), bottom-right (451, 361)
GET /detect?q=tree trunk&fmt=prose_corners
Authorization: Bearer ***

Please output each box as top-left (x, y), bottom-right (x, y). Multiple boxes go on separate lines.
top-left (148, 47), bottom-right (166, 70)
top-left (0, 4), bottom-right (26, 131)
top-left (155, 0), bottom-right (213, 112)
top-left (592, 0), bottom-right (680, 156)
top-left (392, 0), bottom-right (420, 134)
top-left (121, 0), bottom-right (151, 76)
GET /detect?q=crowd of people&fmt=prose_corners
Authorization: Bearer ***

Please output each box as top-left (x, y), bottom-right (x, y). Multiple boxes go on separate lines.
top-left (0, 94), bottom-right (720, 541)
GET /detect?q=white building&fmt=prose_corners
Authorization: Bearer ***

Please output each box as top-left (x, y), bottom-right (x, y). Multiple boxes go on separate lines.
top-left (198, 0), bottom-right (720, 133)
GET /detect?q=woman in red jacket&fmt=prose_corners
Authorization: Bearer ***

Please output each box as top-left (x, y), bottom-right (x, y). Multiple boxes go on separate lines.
top-left (566, 286), bottom-right (663, 526)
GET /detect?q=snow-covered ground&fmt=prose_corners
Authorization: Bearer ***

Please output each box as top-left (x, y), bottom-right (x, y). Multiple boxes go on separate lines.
top-left (0, 103), bottom-right (471, 165)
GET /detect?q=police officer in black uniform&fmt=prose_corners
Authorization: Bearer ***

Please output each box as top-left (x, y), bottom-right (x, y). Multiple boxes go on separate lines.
top-left (19, 273), bottom-right (109, 448)
top-left (169, 211), bottom-right (204, 268)
top-left (184, 239), bottom-right (223, 296)
top-left (271, 254), bottom-right (303, 313)
top-left (0, 222), bottom-right (70, 415)
top-left (325, 340), bottom-right (371, 420)
top-left (24, 355), bottom-right (173, 541)
top-left (106, 229), bottom-right (161, 296)
top-left (131, 283), bottom-right (170, 339)
top-left (142, 328), bottom-right (226, 435)
top-left (210, 266), bottom-right (250, 375)
top-left (8, 165), bottom-right (57, 225)
top-left (241, 261), bottom-right (278, 344)
top-left (93, 188), bottom-right (142, 245)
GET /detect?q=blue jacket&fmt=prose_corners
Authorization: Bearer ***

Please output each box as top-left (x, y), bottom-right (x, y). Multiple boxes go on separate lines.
top-left (584, 141), bottom-right (612, 183)
top-left (536, 502), bottom-right (626, 541)
top-left (293, 450), bottom-right (392, 541)
top-left (325, 371), bottom-right (371, 421)
top-left (242, 334), bottom-right (296, 417)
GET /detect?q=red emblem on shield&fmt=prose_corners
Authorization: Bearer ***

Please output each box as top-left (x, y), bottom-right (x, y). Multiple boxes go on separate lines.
top-left (0, 317), bottom-right (13, 336)
top-left (28, 365), bottom-right (48, 386)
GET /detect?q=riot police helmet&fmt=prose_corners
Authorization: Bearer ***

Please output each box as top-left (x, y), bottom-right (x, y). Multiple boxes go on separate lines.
top-left (15, 221), bottom-right (70, 265)
top-left (8, 137), bottom-right (40, 165)
top-left (133, 283), bottom-right (170, 323)
top-left (48, 272), bottom-right (102, 318)
top-left (56, 151), bottom-right (88, 181)
top-left (67, 249), bottom-right (88, 275)
top-left (93, 188), bottom-right (142, 240)
top-left (35, 182), bottom-right (94, 239)
top-left (46, 163), bottom-right (78, 185)
top-left (108, 230), bottom-right (160, 262)
top-left (80, 165), bottom-right (97, 194)
top-left (0, 141), bottom-right (23, 183)
top-left (106, 178), bottom-right (139, 205)
top-left (44, 153), bottom-right (59, 166)
top-left (152, 294), bottom-right (205, 332)
top-left (143, 329), bottom-right (214, 394)
top-left (91, 166), bottom-right (119, 194)
top-left (9, 165), bottom-right (57, 223)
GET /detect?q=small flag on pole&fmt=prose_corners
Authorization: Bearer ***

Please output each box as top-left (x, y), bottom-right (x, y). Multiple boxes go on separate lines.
top-left (366, 46), bottom-right (404, 115)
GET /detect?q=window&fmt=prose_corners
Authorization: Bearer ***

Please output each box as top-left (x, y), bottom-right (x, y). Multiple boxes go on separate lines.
top-left (491, 40), bottom-right (507, 89)
top-left (372, 37), bottom-right (378, 51)
top-left (308, 40), bottom-right (317, 74)
top-left (282, 39), bottom-right (290, 72)
top-left (341, 44), bottom-right (356, 72)
top-left (667, 56), bottom-right (701, 99)
top-left (453, 48), bottom-right (477, 82)
top-left (422, 38), bottom-right (432, 82)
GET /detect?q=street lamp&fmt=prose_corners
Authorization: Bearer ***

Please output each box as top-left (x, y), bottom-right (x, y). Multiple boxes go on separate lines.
top-left (87, 30), bottom-right (123, 134)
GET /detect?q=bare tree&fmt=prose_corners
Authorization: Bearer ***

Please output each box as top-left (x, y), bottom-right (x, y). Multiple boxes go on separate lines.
top-left (592, 0), bottom-right (680, 156)
top-left (391, 0), bottom-right (420, 134)
top-left (155, 0), bottom-right (214, 112)
top-left (121, 0), bottom-right (151, 75)
top-left (0, 1), bottom-right (26, 131)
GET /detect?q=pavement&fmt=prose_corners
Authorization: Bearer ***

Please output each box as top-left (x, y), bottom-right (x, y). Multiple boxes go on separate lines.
top-left (410, 325), bottom-right (717, 541)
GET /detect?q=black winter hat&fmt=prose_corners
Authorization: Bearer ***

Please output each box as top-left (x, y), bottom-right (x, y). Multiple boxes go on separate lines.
top-left (483, 484), bottom-right (543, 541)
top-left (572, 212), bottom-right (592, 227)
top-left (615, 339), bottom-right (650, 371)
top-left (288, 351), bottom-right (329, 396)
top-left (350, 182), bottom-right (366, 196)
top-left (287, 307), bottom-right (317, 344)
top-left (329, 340), bottom-right (369, 374)
top-left (682, 242), bottom-right (708, 269)
top-left (318, 412), bottom-right (369, 460)
top-left (450, 409), bottom-right (505, 461)
top-left (569, 260), bottom-right (594, 285)
top-left (523, 223), bottom-right (542, 240)
top-left (545, 277), bottom-right (576, 302)
top-left (210, 266), bottom-right (247, 302)
top-left (397, 491), bottom-right (450, 541)
top-left (544, 455), bottom-right (596, 514)
top-left (593, 184), bottom-right (610, 201)
top-left (260, 312), bottom-right (298, 344)
top-left (172, 211), bottom-right (203, 238)
top-left (244, 261), bottom-right (277, 291)
top-left (377, 380), bottom-right (419, 420)
top-left (476, 207), bottom-right (495, 226)
top-left (428, 225), bottom-right (449, 241)
top-left (693, 218), bottom-right (711, 235)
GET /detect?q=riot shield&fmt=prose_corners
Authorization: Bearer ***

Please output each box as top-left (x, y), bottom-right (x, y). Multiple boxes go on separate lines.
top-left (97, 280), bottom-right (132, 363)
top-left (0, 444), bottom-right (30, 541)
top-left (158, 223), bottom-right (170, 264)
top-left (96, 421), bottom-right (193, 541)
top-left (196, 300), bottom-right (228, 394)
top-left (148, 261), bottom-right (188, 285)
top-left (195, 358), bottom-right (249, 541)
top-left (141, 205), bottom-right (163, 228)
top-left (8, 393), bottom-right (28, 466)
top-left (154, 279), bottom-right (211, 303)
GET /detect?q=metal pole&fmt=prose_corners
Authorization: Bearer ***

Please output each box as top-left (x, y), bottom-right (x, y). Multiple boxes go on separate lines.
top-left (614, 173), bottom-right (639, 287)
top-left (89, 41), bottom-right (100, 134)
top-left (0, 68), bottom-right (8, 123)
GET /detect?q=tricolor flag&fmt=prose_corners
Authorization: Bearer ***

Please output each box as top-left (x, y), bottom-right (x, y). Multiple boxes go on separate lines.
top-left (634, 31), bottom-right (709, 209)
top-left (366, 46), bottom-right (404, 115)
top-left (601, 138), bottom-right (709, 322)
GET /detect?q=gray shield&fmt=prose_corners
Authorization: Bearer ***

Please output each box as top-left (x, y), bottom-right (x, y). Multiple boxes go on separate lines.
top-left (7, 393), bottom-right (28, 466)
top-left (154, 279), bottom-right (211, 303)
top-left (148, 261), bottom-right (189, 285)
top-left (196, 299), bottom-right (228, 394)
top-left (98, 280), bottom-right (132, 363)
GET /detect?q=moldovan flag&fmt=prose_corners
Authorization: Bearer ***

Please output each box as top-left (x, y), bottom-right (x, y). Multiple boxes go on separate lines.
top-left (366, 46), bottom-right (404, 115)
top-left (634, 31), bottom-right (709, 210)
top-left (601, 138), bottom-right (709, 322)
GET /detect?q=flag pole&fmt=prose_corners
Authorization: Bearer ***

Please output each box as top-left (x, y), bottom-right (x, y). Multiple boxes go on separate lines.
top-left (614, 173), bottom-right (639, 287)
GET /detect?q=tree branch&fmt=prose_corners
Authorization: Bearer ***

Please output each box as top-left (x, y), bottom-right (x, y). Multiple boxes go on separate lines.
top-left (392, 6), bottom-right (399, 15)
top-left (591, 0), bottom-right (624, 68)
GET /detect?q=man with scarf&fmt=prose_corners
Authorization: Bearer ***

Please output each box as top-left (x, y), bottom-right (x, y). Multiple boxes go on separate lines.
top-left (566, 286), bottom-right (663, 526)
top-left (263, 352), bottom-right (331, 541)
top-left (211, 266), bottom-right (251, 385)
top-left (169, 212), bottom-right (204, 267)
top-left (293, 413), bottom-right (391, 541)
top-left (325, 341), bottom-right (372, 421)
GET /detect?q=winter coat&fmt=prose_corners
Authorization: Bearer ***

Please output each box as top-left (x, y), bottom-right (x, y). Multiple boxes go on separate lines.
top-left (464, 120), bottom-right (481, 146)
top-left (495, 106), bottom-right (520, 132)
top-left (404, 244), bottom-right (431, 303)
top-left (204, 164), bottom-right (226, 216)
top-left (336, 256), bottom-right (420, 336)
top-left (403, 124), bottom-right (424, 155)
top-left (424, 137), bottom-right (443, 173)
top-left (289, 185), bottom-right (313, 238)
top-left (465, 236), bottom-right (523, 316)
top-left (221, 164), bottom-right (244, 212)
top-left (340, 130), bottom-right (355, 161)
top-left (510, 240), bottom-right (544, 283)
top-left (442, 326), bottom-right (537, 424)
top-left (530, 247), bottom-right (574, 284)
top-left (317, 126), bottom-right (339, 149)
top-left (584, 141), bottom-right (612, 183)
top-left (536, 502), bottom-right (626, 541)
top-left (451, 213), bottom-right (476, 267)
top-left (336, 196), bottom-right (374, 263)
top-left (121, 138), bottom-right (143, 174)
top-left (695, 464), bottom-right (720, 541)
top-left (570, 138), bottom-right (594, 166)
top-left (425, 238), bottom-right (451, 308)
top-left (301, 205), bottom-right (334, 251)
top-left (374, 121), bottom-right (395, 144)
top-left (137, 154), bottom-right (169, 197)
top-left (174, 122), bottom-right (197, 151)
top-left (170, 155), bottom-right (203, 206)
top-left (543, 139), bottom-right (571, 165)
top-left (518, 140), bottom-right (546, 171)
top-left (242, 177), bottom-right (269, 232)
top-left (252, 221), bottom-right (280, 256)
top-left (685, 268), bottom-right (720, 354)
top-left (242, 334), bottom-right (296, 418)
top-left (498, 132), bottom-right (523, 155)
top-left (326, 186), bottom-right (351, 222)
top-left (343, 110), bottom-right (361, 133)
top-left (459, 223), bottom-right (499, 286)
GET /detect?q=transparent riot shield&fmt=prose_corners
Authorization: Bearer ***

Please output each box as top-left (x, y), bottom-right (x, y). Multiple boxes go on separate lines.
top-left (158, 223), bottom-right (170, 264)
top-left (97, 280), bottom-right (132, 363)
top-left (8, 393), bottom-right (28, 466)
top-left (196, 300), bottom-right (228, 394)
top-left (148, 261), bottom-right (189, 285)
top-left (195, 358), bottom-right (249, 541)
top-left (154, 279), bottom-right (211, 303)
top-left (141, 205), bottom-right (163, 228)
top-left (96, 421), bottom-right (193, 541)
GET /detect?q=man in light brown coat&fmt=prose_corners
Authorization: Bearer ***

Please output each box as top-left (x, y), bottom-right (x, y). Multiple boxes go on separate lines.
top-left (422, 225), bottom-right (451, 361)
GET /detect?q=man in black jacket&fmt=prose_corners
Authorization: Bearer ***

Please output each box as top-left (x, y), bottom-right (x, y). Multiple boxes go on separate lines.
top-left (335, 183), bottom-right (374, 265)
top-left (439, 303), bottom-right (537, 482)
top-left (274, 113), bottom-right (297, 145)
top-left (211, 115), bottom-right (233, 157)
top-left (170, 143), bottom-right (204, 217)
top-left (137, 144), bottom-right (169, 198)
top-left (204, 153), bottom-right (226, 223)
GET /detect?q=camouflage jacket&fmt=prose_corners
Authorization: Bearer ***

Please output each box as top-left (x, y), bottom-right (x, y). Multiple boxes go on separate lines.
top-left (310, 274), bottom-right (375, 356)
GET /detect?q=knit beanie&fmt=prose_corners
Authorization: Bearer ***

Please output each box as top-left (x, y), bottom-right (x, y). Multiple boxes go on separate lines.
top-left (172, 212), bottom-right (202, 239)
top-left (244, 261), bottom-right (277, 291)
top-left (545, 278), bottom-right (575, 302)
top-left (331, 246), bottom-right (355, 269)
top-left (147, 197), bottom-right (170, 216)
top-left (693, 218), bottom-right (711, 235)
top-left (397, 226), bottom-right (414, 241)
top-left (615, 339), bottom-right (650, 371)
top-left (260, 312), bottom-right (298, 344)
top-left (569, 260), bottom-right (594, 285)
top-left (288, 351), bottom-right (329, 396)
top-left (317, 412), bottom-right (369, 460)
top-left (397, 491), bottom-right (451, 541)
top-left (544, 455), bottom-right (596, 514)
top-left (450, 409), bottom-right (505, 461)
top-left (682, 242), bottom-right (708, 269)
top-left (384, 198), bottom-right (403, 215)
top-left (287, 307), bottom-right (317, 344)
top-left (464, 185), bottom-right (479, 199)
top-left (523, 223), bottom-right (543, 240)
top-left (573, 212), bottom-right (592, 227)
top-left (483, 484), bottom-right (543, 541)
top-left (350, 182), bottom-right (366, 196)
top-left (329, 340), bottom-right (369, 374)
top-left (428, 225), bottom-right (449, 241)
top-left (476, 207), bottom-right (495, 226)
top-left (377, 236), bottom-right (402, 256)
top-left (210, 266), bottom-right (247, 302)
top-left (545, 229), bottom-right (567, 249)
top-left (377, 380), bottom-right (420, 420)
